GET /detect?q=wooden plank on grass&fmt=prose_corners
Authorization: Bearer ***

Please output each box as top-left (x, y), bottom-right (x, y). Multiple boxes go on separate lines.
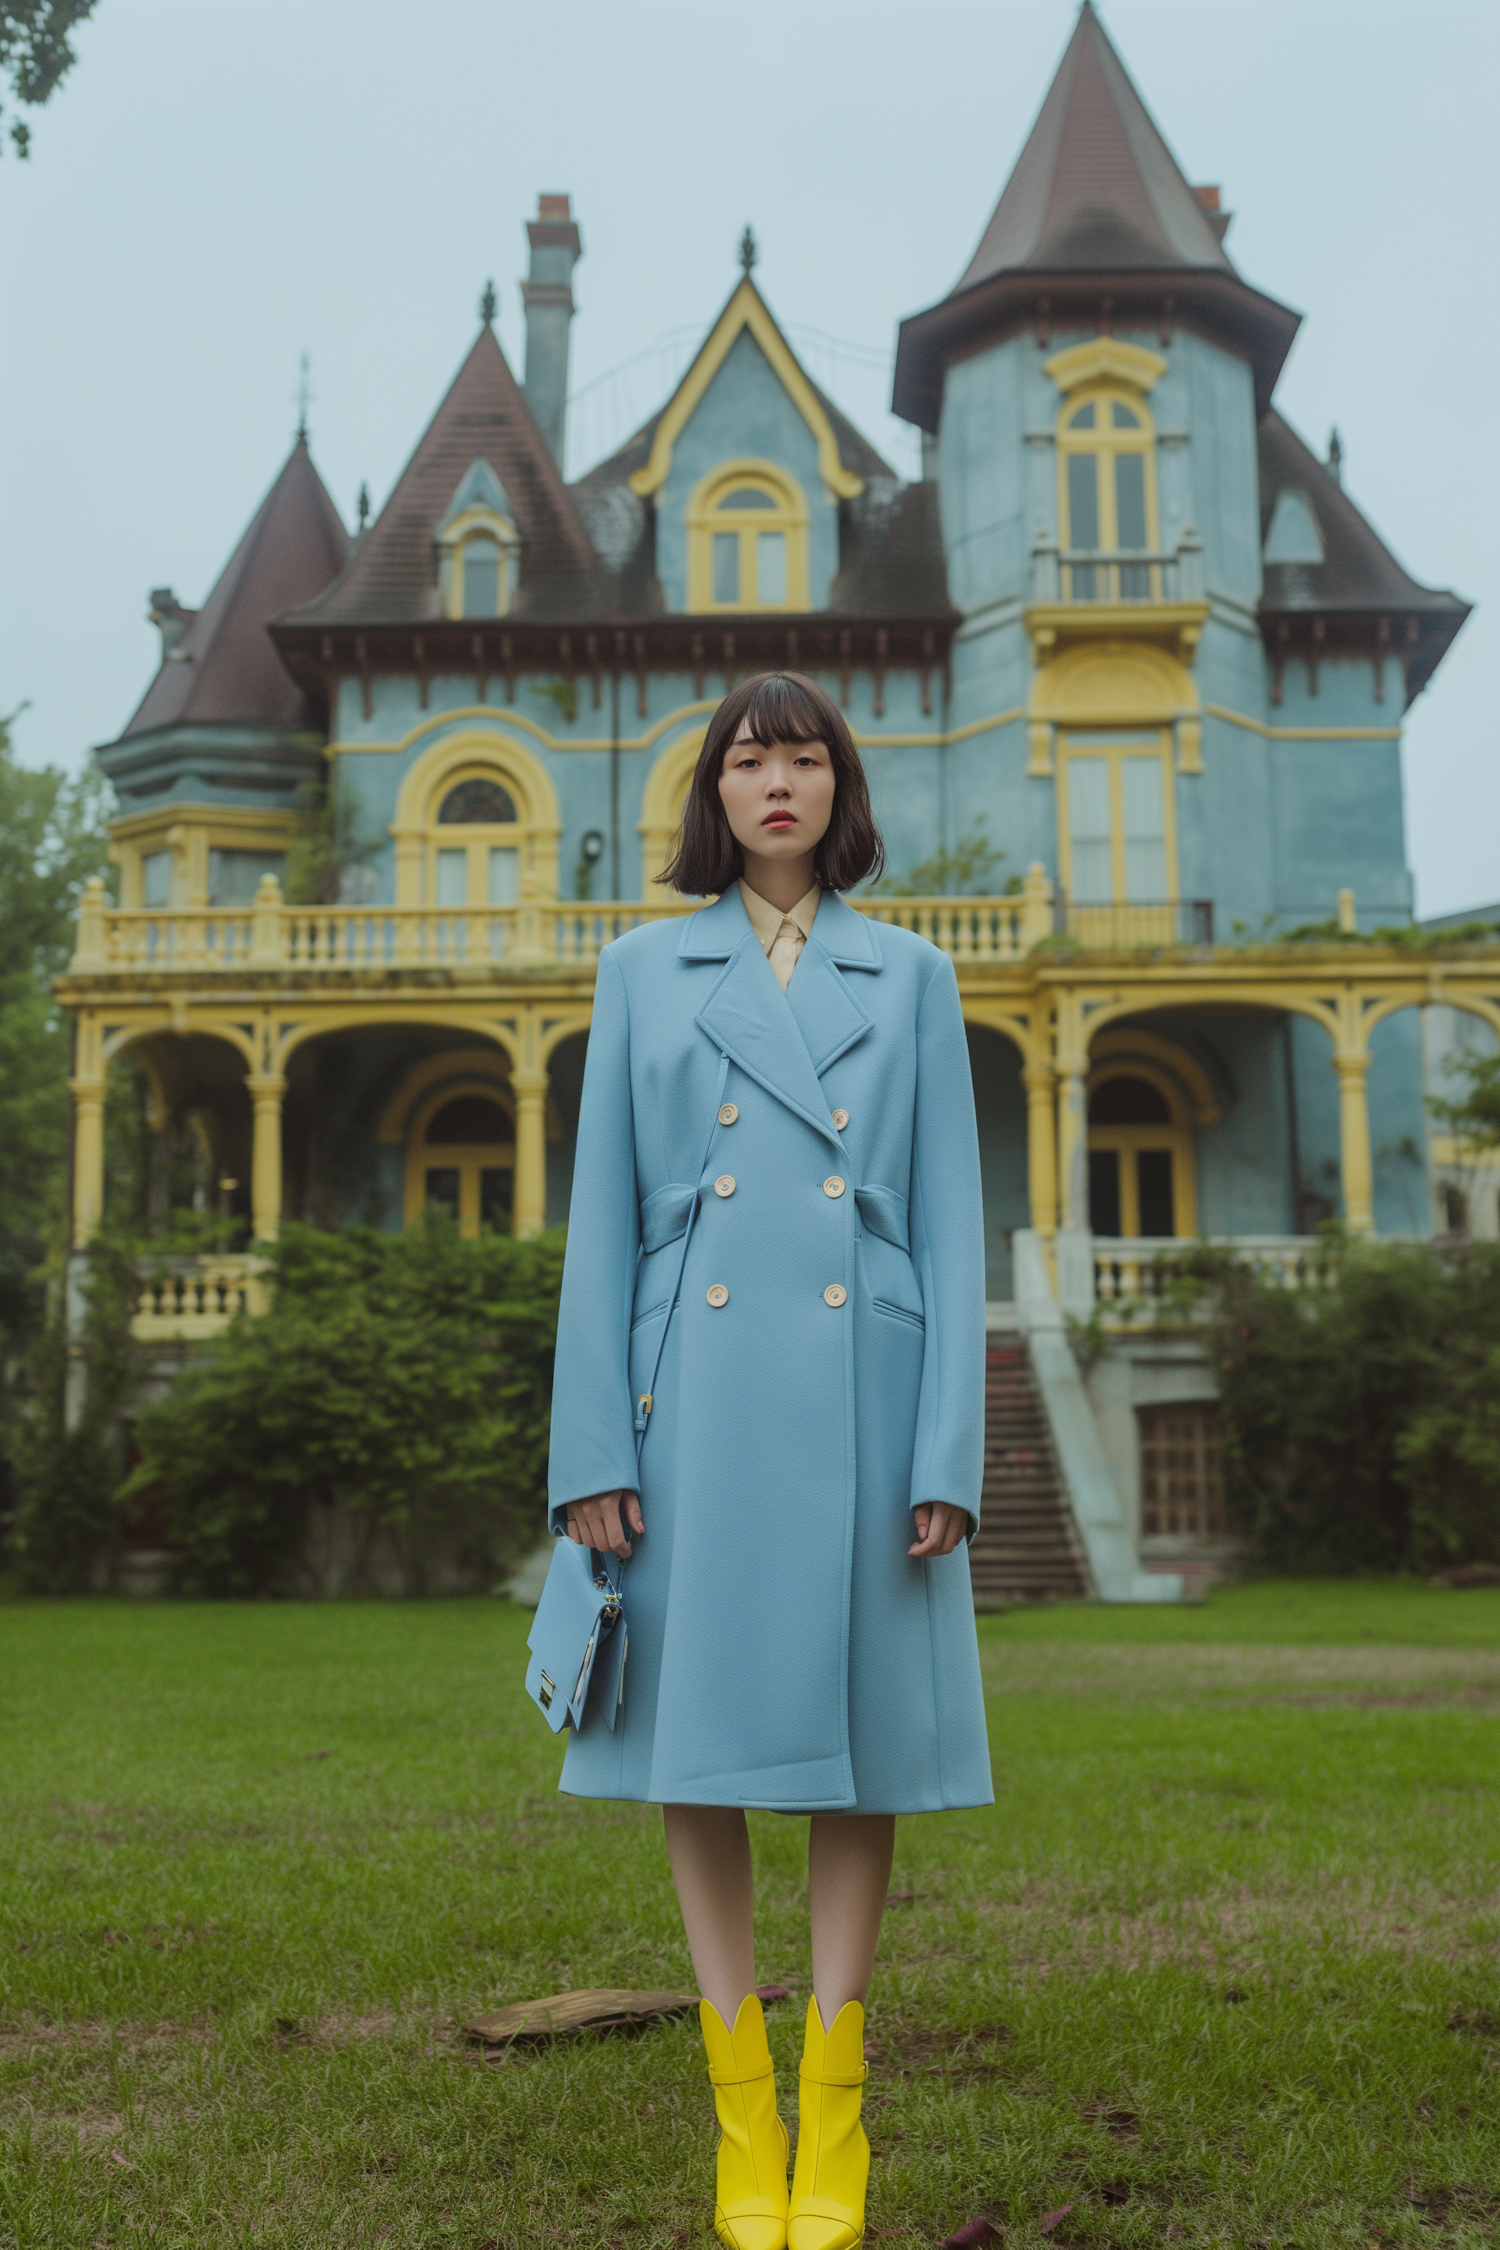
top-left (461, 1987), bottom-right (699, 2045)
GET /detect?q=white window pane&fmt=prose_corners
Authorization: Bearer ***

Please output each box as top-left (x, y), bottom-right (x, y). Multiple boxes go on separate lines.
top-left (712, 532), bottom-right (740, 602)
top-left (1122, 757), bottom-right (1167, 900)
top-left (435, 848), bottom-right (468, 906)
top-left (755, 531), bottom-right (787, 605)
top-left (462, 539), bottom-right (501, 618)
top-left (208, 848), bottom-right (285, 905)
top-left (1068, 758), bottom-right (1112, 903)
top-left (487, 846), bottom-right (519, 906)
top-left (142, 850), bottom-right (172, 908)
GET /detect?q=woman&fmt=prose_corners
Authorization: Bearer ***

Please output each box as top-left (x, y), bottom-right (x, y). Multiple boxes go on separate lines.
top-left (546, 672), bottom-right (992, 2250)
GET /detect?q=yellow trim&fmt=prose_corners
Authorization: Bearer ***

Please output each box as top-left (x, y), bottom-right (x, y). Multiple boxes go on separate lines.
top-left (1044, 337), bottom-right (1169, 396)
top-left (639, 728), bottom-right (707, 889)
top-left (1056, 728), bottom-right (1179, 925)
top-left (440, 508), bottom-right (518, 622)
top-left (1030, 642), bottom-right (1202, 782)
top-left (377, 1046), bottom-right (509, 1145)
top-left (1203, 703), bottom-right (1403, 742)
top-left (1092, 1025), bottom-right (1220, 1126)
top-left (1086, 1060), bottom-right (1197, 1236)
top-left (391, 729), bottom-right (562, 907)
top-left (327, 702), bottom-right (1032, 758)
top-left (1056, 380), bottom-right (1162, 603)
top-left (627, 278), bottom-right (864, 502)
top-left (109, 807), bottom-right (300, 910)
top-left (684, 459), bottom-right (810, 614)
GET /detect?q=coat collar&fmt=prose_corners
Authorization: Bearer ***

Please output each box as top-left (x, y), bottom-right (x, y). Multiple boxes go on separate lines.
top-left (677, 885), bottom-right (882, 969)
top-left (684, 891), bottom-right (878, 1147)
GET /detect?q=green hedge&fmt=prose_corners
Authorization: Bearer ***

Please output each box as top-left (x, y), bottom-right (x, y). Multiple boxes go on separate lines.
top-left (1205, 1238), bottom-right (1500, 1575)
top-left (122, 1220), bottom-right (565, 1596)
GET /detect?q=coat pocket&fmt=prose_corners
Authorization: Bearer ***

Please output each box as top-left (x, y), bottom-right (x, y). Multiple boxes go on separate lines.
top-left (872, 1296), bottom-right (925, 1332)
top-left (854, 1185), bottom-right (910, 1252)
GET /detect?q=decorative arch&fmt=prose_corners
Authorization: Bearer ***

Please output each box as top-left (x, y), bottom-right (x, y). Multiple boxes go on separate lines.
top-left (376, 1045), bottom-right (511, 1147)
top-left (1091, 1024), bottom-right (1221, 1126)
top-left (639, 727), bottom-right (707, 890)
top-left (1085, 1061), bottom-right (1198, 1237)
top-left (685, 458), bottom-right (810, 613)
top-left (275, 1008), bottom-right (520, 1075)
top-left (391, 728), bottom-right (563, 907)
top-left (402, 1076), bottom-right (517, 1235)
top-left (1028, 638), bottom-right (1202, 777)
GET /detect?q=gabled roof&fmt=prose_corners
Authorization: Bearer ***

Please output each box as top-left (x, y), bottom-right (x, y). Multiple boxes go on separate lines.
top-left (625, 277), bottom-right (876, 501)
top-left (279, 324), bottom-right (598, 628)
top-left (893, 2), bottom-right (1300, 430)
top-left (120, 440), bottom-right (348, 739)
top-left (956, 1), bottom-right (1233, 286)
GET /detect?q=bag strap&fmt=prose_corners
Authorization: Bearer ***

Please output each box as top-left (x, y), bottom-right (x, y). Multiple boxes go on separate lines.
top-left (594, 1053), bottom-right (731, 1599)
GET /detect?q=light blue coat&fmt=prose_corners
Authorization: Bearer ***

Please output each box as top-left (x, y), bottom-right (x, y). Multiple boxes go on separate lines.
top-left (545, 886), bottom-right (993, 1814)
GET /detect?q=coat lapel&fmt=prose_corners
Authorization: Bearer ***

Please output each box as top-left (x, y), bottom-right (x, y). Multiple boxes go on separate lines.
top-left (682, 889), bottom-right (881, 1145)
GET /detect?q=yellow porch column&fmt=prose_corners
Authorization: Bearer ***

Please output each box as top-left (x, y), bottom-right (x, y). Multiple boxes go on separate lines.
top-left (249, 1077), bottom-right (285, 1241)
top-left (1023, 1060), bottom-right (1058, 1241)
top-left (70, 1079), bottom-right (107, 1245)
top-left (511, 1066), bottom-right (550, 1238)
top-left (1054, 992), bottom-right (1090, 1232)
top-left (1335, 1051), bottom-right (1375, 1233)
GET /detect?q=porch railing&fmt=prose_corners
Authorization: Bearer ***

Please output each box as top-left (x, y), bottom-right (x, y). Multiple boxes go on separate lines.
top-left (131, 1254), bottom-right (269, 1342)
top-left (1053, 897), bottom-right (1214, 948)
top-left (1091, 1235), bottom-right (1327, 1314)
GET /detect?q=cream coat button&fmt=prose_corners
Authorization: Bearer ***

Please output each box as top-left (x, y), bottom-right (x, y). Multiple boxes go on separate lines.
top-left (831, 1109), bottom-right (849, 1130)
top-left (707, 1284), bottom-right (729, 1308)
top-left (718, 1103), bottom-right (739, 1126)
top-left (714, 1175), bottom-right (736, 1198)
top-left (824, 1176), bottom-right (846, 1198)
top-left (823, 1284), bottom-right (847, 1308)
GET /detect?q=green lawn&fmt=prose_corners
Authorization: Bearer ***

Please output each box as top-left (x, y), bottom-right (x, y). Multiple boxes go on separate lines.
top-left (1, 1582), bottom-right (1497, 2249)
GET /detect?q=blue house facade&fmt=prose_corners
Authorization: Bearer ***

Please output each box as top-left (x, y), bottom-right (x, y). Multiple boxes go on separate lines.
top-left (64, 7), bottom-right (1491, 1594)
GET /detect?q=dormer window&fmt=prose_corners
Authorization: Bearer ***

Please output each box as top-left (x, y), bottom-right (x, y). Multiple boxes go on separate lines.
top-left (687, 460), bottom-right (808, 612)
top-left (437, 457), bottom-right (519, 620)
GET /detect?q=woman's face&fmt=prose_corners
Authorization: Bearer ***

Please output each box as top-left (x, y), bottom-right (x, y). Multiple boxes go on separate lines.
top-left (718, 722), bottom-right (836, 873)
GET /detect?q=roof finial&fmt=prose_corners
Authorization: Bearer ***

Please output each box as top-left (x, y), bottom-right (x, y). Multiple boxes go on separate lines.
top-left (738, 225), bottom-right (757, 277)
top-left (357, 481), bottom-right (371, 532)
top-left (295, 350), bottom-right (312, 443)
top-left (479, 278), bottom-right (497, 325)
top-left (1327, 426), bottom-right (1343, 484)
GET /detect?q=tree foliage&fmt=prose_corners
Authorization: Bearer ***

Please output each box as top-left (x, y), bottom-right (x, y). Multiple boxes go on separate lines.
top-left (121, 1220), bottom-right (566, 1596)
top-left (1204, 1238), bottom-right (1500, 1575)
top-left (2, 2), bottom-right (96, 156)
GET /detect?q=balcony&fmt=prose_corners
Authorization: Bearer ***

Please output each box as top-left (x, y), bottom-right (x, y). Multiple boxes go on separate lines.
top-left (1054, 897), bottom-right (1215, 949)
top-left (1090, 1235), bottom-right (1327, 1322)
top-left (132, 1254), bottom-right (269, 1342)
top-left (1025, 526), bottom-right (1210, 667)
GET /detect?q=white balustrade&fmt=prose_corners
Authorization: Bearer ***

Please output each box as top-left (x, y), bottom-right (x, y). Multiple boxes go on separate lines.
top-left (132, 1255), bottom-right (269, 1341)
top-left (1092, 1235), bottom-right (1328, 1314)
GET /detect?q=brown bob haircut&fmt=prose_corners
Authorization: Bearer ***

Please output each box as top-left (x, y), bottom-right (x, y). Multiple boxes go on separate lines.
top-left (659, 671), bottom-right (885, 896)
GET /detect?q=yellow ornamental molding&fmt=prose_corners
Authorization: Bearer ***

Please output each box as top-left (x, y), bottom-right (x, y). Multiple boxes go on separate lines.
top-left (628, 279), bottom-right (864, 502)
top-left (1044, 336), bottom-right (1169, 397)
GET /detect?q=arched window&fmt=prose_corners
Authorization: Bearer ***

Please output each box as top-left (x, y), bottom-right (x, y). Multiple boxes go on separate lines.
top-left (406, 1087), bottom-right (514, 1237)
top-left (1086, 1069), bottom-right (1195, 1238)
top-left (438, 511), bottom-right (517, 619)
top-left (429, 771), bottom-right (521, 908)
top-left (687, 462), bottom-right (809, 613)
top-left (1057, 388), bottom-right (1159, 602)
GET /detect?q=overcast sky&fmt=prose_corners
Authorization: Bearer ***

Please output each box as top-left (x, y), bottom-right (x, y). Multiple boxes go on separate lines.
top-left (2, 0), bottom-right (1495, 914)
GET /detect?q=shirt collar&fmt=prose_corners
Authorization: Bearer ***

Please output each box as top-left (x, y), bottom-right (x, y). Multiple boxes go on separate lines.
top-left (738, 878), bottom-right (822, 951)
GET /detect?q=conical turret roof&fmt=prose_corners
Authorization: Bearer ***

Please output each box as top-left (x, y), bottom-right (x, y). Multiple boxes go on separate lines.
top-left (893, 2), bottom-right (1299, 430)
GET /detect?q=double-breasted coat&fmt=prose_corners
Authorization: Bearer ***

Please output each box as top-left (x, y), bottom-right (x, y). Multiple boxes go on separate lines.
top-left (544, 885), bottom-right (993, 1814)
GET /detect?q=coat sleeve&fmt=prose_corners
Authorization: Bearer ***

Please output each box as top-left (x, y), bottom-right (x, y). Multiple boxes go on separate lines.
top-left (546, 945), bottom-right (642, 1532)
top-left (907, 950), bottom-right (987, 1537)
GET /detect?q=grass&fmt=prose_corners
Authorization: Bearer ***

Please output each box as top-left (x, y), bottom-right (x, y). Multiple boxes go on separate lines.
top-left (0, 1579), bottom-right (1497, 2249)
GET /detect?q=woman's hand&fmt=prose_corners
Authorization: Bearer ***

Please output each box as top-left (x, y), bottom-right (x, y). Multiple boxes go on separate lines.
top-left (908, 1502), bottom-right (967, 1560)
top-left (565, 1489), bottom-right (644, 1560)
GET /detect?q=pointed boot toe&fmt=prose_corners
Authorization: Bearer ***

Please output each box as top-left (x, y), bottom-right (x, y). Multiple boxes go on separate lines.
top-left (788, 1998), bottom-right (869, 2250)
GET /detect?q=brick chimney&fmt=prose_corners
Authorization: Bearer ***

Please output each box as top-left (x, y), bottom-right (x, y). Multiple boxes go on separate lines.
top-left (522, 193), bottom-right (582, 470)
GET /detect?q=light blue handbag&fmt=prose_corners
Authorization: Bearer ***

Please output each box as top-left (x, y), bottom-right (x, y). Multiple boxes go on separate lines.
top-left (524, 1062), bottom-right (728, 1735)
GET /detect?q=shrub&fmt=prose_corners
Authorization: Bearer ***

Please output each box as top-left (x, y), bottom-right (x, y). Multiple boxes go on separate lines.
top-left (1205, 1237), bottom-right (1500, 1574)
top-left (122, 1219), bottom-right (565, 1596)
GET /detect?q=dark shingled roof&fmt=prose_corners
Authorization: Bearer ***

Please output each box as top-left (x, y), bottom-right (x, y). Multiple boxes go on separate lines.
top-left (1258, 412), bottom-right (1468, 617)
top-left (829, 481), bottom-right (952, 618)
top-left (893, 2), bottom-right (1300, 430)
top-left (280, 324), bottom-right (602, 627)
top-left (121, 440), bottom-right (348, 739)
top-left (956, 1), bottom-right (1233, 286)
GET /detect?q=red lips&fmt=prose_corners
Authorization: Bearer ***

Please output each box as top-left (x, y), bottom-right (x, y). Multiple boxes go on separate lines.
top-left (762, 813), bottom-right (796, 830)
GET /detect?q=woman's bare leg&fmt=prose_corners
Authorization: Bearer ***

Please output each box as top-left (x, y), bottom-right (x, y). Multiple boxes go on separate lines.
top-left (663, 1803), bottom-right (757, 2024)
top-left (807, 1813), bottom-right (896, 2028)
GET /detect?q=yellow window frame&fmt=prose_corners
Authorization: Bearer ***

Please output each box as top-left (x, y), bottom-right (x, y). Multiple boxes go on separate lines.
top-left (403, 1083), bottom-right (516, 1238)
top-left (1056, 384), bottom-right (1161, 601)
top-left (440, 507), bottom-right (518, 620)
top-left (1086, 1064), bottom-right (1197, 1238)
top-left (1056, 731), bottom-right (1179, 923)
top-left (686, 459), bottom-right (810, 613)
top-left (424, 762), bottom-right (527, 908)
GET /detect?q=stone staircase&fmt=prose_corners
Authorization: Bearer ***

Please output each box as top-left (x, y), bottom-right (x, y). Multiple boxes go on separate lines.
top-left (970, 1340), bottom-right (1090, 1605)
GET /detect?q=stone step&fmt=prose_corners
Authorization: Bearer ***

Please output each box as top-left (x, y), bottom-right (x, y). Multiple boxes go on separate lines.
top-left (971, 1342), bottom-right (1090, 1605)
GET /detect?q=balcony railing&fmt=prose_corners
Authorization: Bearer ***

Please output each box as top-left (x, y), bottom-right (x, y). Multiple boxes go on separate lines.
top-left (1054, 897), bottom-right (1214, 948)
top-left (69, 874), bottom-right (1061, 977)
top-left (1029, 527), bottom-right (1203, 606)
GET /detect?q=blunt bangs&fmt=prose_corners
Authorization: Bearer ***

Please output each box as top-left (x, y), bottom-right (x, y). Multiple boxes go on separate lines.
top-left (658, 672), bottom-right (885, 898)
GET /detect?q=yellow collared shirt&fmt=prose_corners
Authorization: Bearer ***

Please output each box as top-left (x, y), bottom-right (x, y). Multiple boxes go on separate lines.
top-left (738, 878), bottom-right (822, 993)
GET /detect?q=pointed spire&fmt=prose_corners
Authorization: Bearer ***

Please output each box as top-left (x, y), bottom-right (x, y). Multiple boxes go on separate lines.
top-left (739, 225), bottom-right (758, 277)
top-left (479, 278), bottom-right (498, 326)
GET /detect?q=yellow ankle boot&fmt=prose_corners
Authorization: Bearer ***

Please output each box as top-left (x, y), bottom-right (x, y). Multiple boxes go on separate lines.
top-left (700, 1993), bottom-right (790, 2250)
top-left (788, 1996), bottom-right (869, 2250)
